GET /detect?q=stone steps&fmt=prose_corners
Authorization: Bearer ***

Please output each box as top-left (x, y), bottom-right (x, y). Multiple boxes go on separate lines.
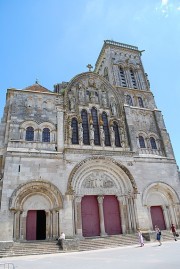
top-left (0, 241), bottom-right (63, 258)
top-left (79, 234), bottom-right (140, 251)
top-left (0, 231), bottom-right (178, 257)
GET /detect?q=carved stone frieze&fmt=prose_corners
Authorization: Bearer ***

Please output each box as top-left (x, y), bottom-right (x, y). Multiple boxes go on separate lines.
top-left (83, 171), bottom-right (114, 189)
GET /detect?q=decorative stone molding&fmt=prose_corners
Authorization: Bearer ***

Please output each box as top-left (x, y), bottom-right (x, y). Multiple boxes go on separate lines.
top-left (9, 180), bottom-right (63, 211)
top-left (67, 156), bottom-right (138, 196)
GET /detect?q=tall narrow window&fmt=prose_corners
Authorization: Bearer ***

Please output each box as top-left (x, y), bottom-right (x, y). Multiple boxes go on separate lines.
top-left (126, 95), bottom-right (133, 106)
top-left (150, 137), bottom-right (157, 149)
top-left (139, 136), bottom-right (146, 148)
top-left (25, 127), bottom-right (34, 141)
top-left (130, 69), bottom-right (137, 89)
top-left (71, 118), bottom-right (79, 144)
top-left (104, 67), bottom-right (109, 81)
top-left (119, 67), bottom-right (127, 87)
top-left (138, 97), bottom-right (144, 108)
top-left (81, 110), bottom-right (90, 145)
top-left (91, 107), bottom-right (100, 145)
top-left (42, 128), bottom-right (50, 142)
top-left (102, 112), bottom-right (111, 146)
top-left (113, 122), bottom-right (121, 147)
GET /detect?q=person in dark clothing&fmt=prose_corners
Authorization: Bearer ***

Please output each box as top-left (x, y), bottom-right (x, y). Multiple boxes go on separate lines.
top-left (171, 224), bottom-right (178, 241)
top-left (155, 225), bottom-right (162, 246)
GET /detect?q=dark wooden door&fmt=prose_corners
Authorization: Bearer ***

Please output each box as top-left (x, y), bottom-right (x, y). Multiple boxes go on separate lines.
top-left (81, 195), bottom-right (100, 237)
top-left (26, 210), bottom-right (46, 240)
top-left (103, 195), bottom-right (122, 235)
top-left (150, 206), bottom-right (166, 230)
top-left (26, 210), bottom-right (37, 240)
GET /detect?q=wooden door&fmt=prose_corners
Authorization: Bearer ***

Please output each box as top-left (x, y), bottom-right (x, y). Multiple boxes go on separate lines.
top-left (103, 195), bottom-right (122, 235)
top-left (26, 210), bottom-right (37, 240)
top-left (150, 206), bottom-right (166, 230)
top-left (81, 196), bottom-right (100, 237)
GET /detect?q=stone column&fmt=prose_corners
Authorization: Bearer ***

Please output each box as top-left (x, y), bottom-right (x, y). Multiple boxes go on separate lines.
top-left (125, 196), bottom-right (132, 232)
top-left (56, 211), bottom-right (60, 237)
top-left (117, 196), bottom-right (126, 234)
top-left (173, 204), bottom-right (179, 227)
top-left (124, 68), bottom-right (131, 88)
top-left (21, 211), bottom-right (27, 240)
top-left (134, 69), bottom-right (141, 90)
top-left (56, 107), bottom-right (64, 152)
top-left (74, 196), bottom-right (83, 238)
top-left (169, 204), bottom-right (176, 226)
top-left (14, 210), bottom-right (21, 240)
top-left (46, 211), bottom-right (51, 239)
top-left (52, 210), bottom-right (58, 238)
top-left (162, 205), bottom-right (169, 229)
top-left (97, 196), bottom-right (107, 236)
top-left (129, 197), bottom-right (137, 231)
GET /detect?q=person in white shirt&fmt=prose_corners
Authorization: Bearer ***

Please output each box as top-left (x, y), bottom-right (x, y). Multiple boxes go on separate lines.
top-left (57, 232), bottom-right (65, 248)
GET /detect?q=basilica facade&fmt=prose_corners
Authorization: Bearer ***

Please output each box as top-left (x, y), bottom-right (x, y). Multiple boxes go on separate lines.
top-left (0, 40), bottom-right (179, 241)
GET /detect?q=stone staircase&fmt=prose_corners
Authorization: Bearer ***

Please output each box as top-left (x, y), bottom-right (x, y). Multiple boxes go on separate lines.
top-left (0, 241), bottom-right (63, 258)
top-left (79, 234), bottom-right (139, 251)
top-left (0, 231), bottom-right (178, 258)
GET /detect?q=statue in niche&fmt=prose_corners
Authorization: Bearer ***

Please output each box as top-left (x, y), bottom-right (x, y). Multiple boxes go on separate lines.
top-left (90, 125), bottom-right (94, 144)
top-left (78, 83), bottom-right (85, 103)
top-left (110, 98), bottom-right (117, 116)
top-left (101, 91), bottom-right (107, 107)
top-left (100, 126), bottom-right (105, 145)
top-left (69, 95), bottom-right (76, 111)
top-left (79, 123), bottom-right (83, 145)
top-left (110, 126), bottom-right (115, 146)
top-left (68, 124), bottom-right (73, 144)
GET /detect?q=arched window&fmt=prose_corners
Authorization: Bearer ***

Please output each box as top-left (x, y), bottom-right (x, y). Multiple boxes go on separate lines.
top-left (81, 110), bottom-right (90, 145)
top-left (42, 128), bottom-right (50, 142)
top-left (102, 112), bottom-right (111, 146)
top-left (91, 107), bottom-right (100, 145)
top-left (130, 69), bottom-right (137, 89)
top-left (150, 137), bottom-right (157, 149)
top-left (126, 95), bottom-right (133, 106)
top-left (138, 97), bottom-right (144, 108)
top-left (119, 67), bottom-right (127, 87)
top-left (139, 136), bottom-right (146, 148)
top-left (113, 122), bottom-right (121, 147)
top-left (71, 118), bottom-right (79, 144)
top-left (25, 127), bottom-right (34, 141)
top-left (104, 67), bottom-right (109, 81)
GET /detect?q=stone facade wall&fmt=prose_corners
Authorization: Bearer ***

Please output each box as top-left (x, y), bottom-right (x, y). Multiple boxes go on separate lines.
top-left (0, 40), bottom-right (179, 241)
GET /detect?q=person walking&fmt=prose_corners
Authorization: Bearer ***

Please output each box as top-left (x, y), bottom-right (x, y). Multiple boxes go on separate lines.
top-left (137, 228), bottom-right (144, 247)
top-left (171, 224), bottom-right (178, 241)
top-left (155, 225), bottom-right (162, 246)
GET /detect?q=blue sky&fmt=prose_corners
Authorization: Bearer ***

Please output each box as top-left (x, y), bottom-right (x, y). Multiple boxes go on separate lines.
top-left (0, 0), bottom-right (180, 167)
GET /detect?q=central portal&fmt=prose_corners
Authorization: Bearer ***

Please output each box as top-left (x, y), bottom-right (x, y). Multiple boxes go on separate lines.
top-left (26, 210), bottom-right (46, 240)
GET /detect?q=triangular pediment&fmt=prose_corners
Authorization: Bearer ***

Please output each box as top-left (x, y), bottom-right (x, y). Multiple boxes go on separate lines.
top-left (23, 83), bottom-right (51, 93)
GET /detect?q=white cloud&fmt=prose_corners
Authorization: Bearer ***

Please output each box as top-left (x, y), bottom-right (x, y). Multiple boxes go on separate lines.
top-left (162, 0), bottom-right (168, 6)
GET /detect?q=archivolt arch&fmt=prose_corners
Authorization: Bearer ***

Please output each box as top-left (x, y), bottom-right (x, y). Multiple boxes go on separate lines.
top-left (142, 182), bottom-right (180, 206)
top-left (67, 156), bottom-right (137, 196)
top-left (9, 180), bottom-right (63, 211)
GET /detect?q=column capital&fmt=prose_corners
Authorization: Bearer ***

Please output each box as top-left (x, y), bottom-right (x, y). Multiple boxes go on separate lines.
top-left (97, 196), bottom-right (104, 204)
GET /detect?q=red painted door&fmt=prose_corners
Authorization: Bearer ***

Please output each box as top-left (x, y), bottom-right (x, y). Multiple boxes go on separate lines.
top-left (81, 196), bottom-right (100, 237)
top-left (150, 206), bottom-right (166, 230)
top-left (26, 210), bottom-right (37, 240)
top-left (103, 195), bottom-right (122, 235)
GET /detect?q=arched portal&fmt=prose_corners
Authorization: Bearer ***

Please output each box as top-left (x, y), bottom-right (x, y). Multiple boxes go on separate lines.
top-left (143, 182), bottom-right (180, 230)
top-left (9, 180), bottom-right (63, 240)
top-left (67, 156), bottom-right (138, 237)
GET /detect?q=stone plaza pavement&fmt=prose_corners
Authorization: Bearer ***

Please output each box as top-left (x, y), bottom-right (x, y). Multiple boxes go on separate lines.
top-left (1, 240), bottom-right (180, 269)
